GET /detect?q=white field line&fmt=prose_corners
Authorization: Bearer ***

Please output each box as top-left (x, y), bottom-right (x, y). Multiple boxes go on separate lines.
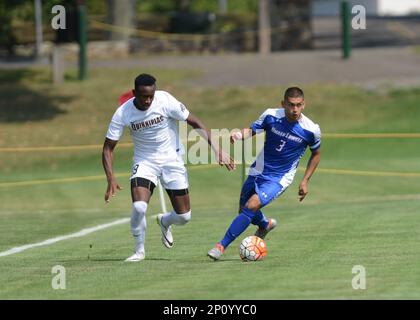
top-left (0, 217), bottom-right (129, 258)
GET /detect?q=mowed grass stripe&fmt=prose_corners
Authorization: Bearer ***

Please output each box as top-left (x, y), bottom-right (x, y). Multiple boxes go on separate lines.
top-left (323, 133), bottom-right (420, 138)
top-left (0, 164), bottom-right (217, 187)
top-left (317, 168), bottom-right (420, 178)
top-left (1, 133), bottom-right (420, 152)
top-left (1, 165), bottom-right (420, 188)
top-left (0, 143), bottom-right (132, 152)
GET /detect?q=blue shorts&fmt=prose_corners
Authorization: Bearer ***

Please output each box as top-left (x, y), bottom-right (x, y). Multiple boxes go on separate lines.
top-left (239, 175), bottom-right (286, 208)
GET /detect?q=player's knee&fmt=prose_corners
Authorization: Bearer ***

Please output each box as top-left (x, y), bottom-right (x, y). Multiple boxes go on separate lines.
top-left (175, 210), bottom-right (191, 225)
top-left (244, 196), bottom-right (261, 212)
top-left (131, 201), bottom-right (147, 233)
top-left (133, 201), bottom-right (148, 216)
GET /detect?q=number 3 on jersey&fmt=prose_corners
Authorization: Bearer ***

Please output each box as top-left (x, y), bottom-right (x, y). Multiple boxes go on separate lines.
top-left (276, 140), bottom-right (286, 152)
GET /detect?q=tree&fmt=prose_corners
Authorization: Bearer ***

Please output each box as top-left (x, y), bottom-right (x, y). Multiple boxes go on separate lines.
top-left (107, 0), bottom-right (137, 41)
top-left (0, 0), bottom-right (27, 56)
top-left (270, 0), bottom-right (313, 51)
top-left (258, 0), bottom-right (271, 54)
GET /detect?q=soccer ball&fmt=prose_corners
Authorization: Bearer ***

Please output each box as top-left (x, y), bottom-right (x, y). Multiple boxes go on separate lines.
top-left (239, 235), bottom-right (267, 261)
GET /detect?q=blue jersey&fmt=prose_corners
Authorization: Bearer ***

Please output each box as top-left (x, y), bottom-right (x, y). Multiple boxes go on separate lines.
top-left (249, 108), bottom-right (321, 185)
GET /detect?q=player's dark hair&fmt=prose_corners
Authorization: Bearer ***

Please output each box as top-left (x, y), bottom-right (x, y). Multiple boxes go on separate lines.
top-left (284, 87), bottom-right (304, 100)
top-left (134, 74), bottom-right (156, 88)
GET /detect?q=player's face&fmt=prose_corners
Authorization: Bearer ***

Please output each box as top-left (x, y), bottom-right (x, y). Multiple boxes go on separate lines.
top-left (133, 85), bottom-right (156, 109)
top-left (282, 97), bottom-right (305, 122)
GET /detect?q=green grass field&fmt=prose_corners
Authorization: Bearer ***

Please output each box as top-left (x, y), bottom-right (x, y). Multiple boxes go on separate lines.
top-left (1, 68), bottom-right (420, 299)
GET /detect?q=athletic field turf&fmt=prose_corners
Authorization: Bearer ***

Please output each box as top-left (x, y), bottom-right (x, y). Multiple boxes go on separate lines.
top-left (1, 68), bottom-right (419, 299)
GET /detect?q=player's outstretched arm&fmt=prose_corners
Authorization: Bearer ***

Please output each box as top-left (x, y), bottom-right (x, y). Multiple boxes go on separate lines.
top-left (186, 113), bottom-right (236, 171)
top-left (298, 148), bottom-right (321, 202)
top-left (102, 138), bottom-right (122, 203)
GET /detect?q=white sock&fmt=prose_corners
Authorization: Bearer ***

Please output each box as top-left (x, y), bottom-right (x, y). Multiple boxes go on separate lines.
top-left (131, 201), bottom-right (147, 254)
top-left (161, 210), bottom-right (191, 227)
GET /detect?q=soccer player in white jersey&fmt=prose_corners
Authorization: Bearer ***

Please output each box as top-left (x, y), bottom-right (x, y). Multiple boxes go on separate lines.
top-left (102, 74), bottom-right (235, 262)
top-left (207, 87), bottom-right (321, 260)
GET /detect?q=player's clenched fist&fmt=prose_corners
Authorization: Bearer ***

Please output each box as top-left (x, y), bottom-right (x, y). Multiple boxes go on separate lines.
top-left (298, 180), bottom-right (308, 202)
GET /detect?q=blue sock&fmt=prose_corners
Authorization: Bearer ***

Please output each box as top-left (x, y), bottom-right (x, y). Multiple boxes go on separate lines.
top-left (220, 208), bottom-right (255, 249)
top-left (251, 210), bottom-right (269, 229)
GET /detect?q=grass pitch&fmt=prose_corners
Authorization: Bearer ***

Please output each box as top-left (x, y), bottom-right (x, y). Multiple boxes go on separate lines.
top-left (0, 68), bottom-right (419, 299)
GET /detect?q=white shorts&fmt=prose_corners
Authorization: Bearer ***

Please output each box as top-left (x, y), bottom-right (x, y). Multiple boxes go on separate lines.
top-left (130, 156), bottom-right (189, 190)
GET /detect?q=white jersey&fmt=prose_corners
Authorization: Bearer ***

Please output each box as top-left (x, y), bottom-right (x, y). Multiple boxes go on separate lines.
top-left (106, 90), bottom-right (190, 164)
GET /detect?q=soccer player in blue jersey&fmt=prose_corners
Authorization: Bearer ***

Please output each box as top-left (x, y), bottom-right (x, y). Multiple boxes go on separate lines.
top-left (207, 87), bottom-right (321, 260)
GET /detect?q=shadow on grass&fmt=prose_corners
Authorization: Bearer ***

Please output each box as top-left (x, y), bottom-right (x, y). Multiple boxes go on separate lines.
top-left (0, 69), bottom-right (72, 122)
top-left (59, 257), bottom-right (173, 262)
top-left (88, 258), bottom-right (129, 262)
top-left (207, 258), bottom-right (238, 262)
top-left (58, 257), bottom-right (243, 264)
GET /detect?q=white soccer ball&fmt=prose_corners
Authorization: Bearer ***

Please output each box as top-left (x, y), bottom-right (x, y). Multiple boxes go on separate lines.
top-left (239, 235), bottom-right (267, 262)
